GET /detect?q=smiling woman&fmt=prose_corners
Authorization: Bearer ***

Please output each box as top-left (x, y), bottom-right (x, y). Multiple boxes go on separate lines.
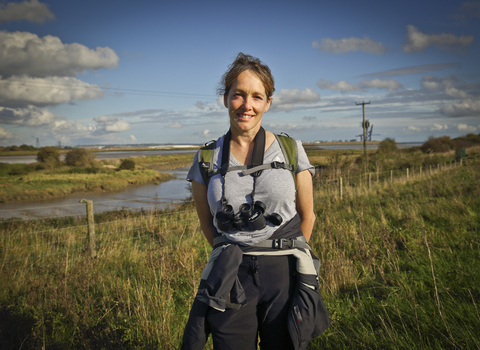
top-left (181, 53), bottom-right (329, 350)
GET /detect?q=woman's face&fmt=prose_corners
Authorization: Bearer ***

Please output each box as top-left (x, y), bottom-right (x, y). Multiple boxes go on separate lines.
top-left (224, 70), bottom-right (271, 136)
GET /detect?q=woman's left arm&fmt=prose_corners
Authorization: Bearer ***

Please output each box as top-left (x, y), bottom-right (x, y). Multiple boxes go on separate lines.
top-left (296, 169), bottom-right (316, 242)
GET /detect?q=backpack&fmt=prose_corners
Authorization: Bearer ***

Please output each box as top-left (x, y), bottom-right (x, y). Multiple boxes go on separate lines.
top-left (198, 133), bottom-right (298, 186)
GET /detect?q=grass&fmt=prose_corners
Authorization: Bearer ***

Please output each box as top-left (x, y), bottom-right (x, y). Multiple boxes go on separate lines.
top-left (0, 151), bottom-right (479, 349)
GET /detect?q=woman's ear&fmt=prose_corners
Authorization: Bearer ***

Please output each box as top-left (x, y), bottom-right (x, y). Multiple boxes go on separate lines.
top-left (223, 94), bottom-right (228, 108)
top-left (264, 97), bottom-right (272, 112)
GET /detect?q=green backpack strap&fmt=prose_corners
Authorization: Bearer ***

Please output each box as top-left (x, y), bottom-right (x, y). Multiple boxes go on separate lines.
top-left (275, 134), bottom-right (298, 187)
top-left (198, 140), bottom-right (216, 185)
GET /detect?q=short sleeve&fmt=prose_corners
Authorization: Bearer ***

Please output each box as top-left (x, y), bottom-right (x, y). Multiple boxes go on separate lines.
top-left (186, 151), bottom-right (206, 185)
top-left (296, 140), bottom-right (315, 177)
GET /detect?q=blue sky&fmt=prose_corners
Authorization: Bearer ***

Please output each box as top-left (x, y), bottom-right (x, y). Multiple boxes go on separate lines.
top-left (0, 0), bottom-right (479, 146)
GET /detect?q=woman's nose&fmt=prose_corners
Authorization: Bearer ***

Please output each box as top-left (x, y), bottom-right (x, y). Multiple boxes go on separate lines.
top-left (243, 96), bottom-right (252, 109)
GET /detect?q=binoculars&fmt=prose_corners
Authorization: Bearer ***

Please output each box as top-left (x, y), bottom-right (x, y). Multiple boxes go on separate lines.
top-left (215, 201), bottom-right (283, 232)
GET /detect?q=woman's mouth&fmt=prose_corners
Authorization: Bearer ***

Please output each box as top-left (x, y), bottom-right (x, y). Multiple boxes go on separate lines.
top-left (238, 114), bottom-right (254, 120)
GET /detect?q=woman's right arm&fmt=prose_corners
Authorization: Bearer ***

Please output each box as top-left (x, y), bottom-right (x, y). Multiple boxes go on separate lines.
top-left (191, 180), bottom-right (216, 247)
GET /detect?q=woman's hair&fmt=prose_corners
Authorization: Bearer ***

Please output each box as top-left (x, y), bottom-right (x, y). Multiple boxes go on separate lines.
top-left (217, 53), bottom-right (275, 99)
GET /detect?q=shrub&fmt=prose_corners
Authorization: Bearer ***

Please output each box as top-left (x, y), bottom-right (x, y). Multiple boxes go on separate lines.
top-left (37, 147), bottom-right (61, 169)
top-left (19, 144), bottom-right (36, 151)
top-left (119, 159), bottom-right (135, 170)
top-left (377, 138), bottom-right (397, 155)
top-left (65, 148), bottom-right (96, 167)
top-left (420, 136), bottom-right (456, 153)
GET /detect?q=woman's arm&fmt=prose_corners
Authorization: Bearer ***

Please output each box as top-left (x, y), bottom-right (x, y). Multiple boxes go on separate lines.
top-left (296, 169), bottom-right (316, 242)
top-left (191, 180), bottom-right (216, 247)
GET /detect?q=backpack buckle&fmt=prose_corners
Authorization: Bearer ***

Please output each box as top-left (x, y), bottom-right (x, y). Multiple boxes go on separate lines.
top-left (272, 161), bottom-right (284, 169)
top-left (273, 238), bottom-right (293, 249)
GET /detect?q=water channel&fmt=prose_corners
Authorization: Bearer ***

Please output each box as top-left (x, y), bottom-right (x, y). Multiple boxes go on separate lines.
top-left (0, 143), bottom-right (422, 220)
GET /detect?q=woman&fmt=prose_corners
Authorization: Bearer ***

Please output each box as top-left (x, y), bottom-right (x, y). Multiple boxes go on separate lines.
top-left (182, 53), bottom-right (329, 350)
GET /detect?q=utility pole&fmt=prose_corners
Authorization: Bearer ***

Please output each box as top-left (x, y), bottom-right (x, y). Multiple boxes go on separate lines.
top-left (355, 101), bottom-right (371, 174)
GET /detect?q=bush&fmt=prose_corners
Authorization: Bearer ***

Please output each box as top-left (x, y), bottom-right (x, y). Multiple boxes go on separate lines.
top-left (37, 147), bottom-right (61, 169)
top-left (377, 138), bottom-right (397, 155)
top-left (119, 159), bottom-right (135, 170)
top-left (19, 144), bottom-right (36, 151)
top-left (65, 148), bottom-right (96, 167)
top-left (420, 136), bottom-right (456, 153)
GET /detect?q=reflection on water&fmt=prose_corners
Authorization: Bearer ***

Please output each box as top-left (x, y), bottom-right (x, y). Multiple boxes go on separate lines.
top-left (0, 167), bottom-right (192, 221)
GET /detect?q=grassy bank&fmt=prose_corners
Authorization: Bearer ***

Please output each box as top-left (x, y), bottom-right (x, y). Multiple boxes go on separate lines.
top-left (0, 156), bottom-right (479, 349)
top-left (0, 164), bottom-right (172, 203)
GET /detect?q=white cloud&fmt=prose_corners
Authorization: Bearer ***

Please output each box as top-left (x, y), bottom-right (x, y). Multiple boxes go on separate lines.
top-left (167, 122), bottom-right (183, 128)
top-left (440, 98), bottom-right (480, 117)
top-left (403, 25), bottom-right (474, 53)
top-left (0, 0), bottom-right (54, 24)
top-left (317, 79), bottom-right (363, 93)
top-left (0, 105), bottom-right (61, 126)
top-left (130, 135), bottom-right (137, 142)
top-left (92, 116), bottom-right (131, 133)
top-left (406, 126), bottom-right (421, 132)
top-left (359, 63), bottom-right (461, 78)
top-left (0, 76), bottom-right (104, 108)
top-left (431, 123), bottom-right (448, 131)
top-left (272, 88), bottom-right (320, 110)
top-left (202, 129), bottom-right (211, 137)
top-left (0, 126), bottom-right (13, 140)
top-left (457, 123), bottom-right (478, 132)
top-left (0, 31), bottom-right (119, 78)
top-left (313, 37), bottom-right (387, 54)
top-left (421, 75), bottom-right (458, 91)
top-left (359, 79), bottom-right (403, 91)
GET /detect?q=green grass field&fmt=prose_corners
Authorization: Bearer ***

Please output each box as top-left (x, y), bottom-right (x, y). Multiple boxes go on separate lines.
top-left (0, 152), bottom-right (479, 349)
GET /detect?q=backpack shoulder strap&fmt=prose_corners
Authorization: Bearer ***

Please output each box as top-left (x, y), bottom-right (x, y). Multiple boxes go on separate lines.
top-left (275, 134), bottom-right (298, 186)
top-left (198, 140), bottom-right (216, 185)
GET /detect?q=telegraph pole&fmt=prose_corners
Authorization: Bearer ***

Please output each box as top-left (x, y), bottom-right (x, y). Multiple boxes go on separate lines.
top-left (355, 101), bottom-right (371, 174)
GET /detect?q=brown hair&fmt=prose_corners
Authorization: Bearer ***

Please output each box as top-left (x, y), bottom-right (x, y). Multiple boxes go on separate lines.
top-left (217, 53), bottom-right (275, 99)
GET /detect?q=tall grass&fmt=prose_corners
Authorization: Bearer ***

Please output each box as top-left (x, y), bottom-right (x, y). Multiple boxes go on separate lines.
top-left (0, 157), bottom-right (479, 349)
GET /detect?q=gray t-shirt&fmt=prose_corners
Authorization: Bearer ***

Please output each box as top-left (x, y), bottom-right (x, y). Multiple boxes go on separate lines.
top-left (187, 134), bottom-right (314, 245)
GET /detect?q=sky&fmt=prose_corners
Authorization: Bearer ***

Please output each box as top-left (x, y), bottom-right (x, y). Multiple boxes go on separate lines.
top-left (0, 0), bottom-right (479, 146)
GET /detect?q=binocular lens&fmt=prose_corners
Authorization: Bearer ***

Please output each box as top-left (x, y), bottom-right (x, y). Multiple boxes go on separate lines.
top-left (215, 211), bottom-right (234, 232)
top-left (267, 213), bottom-right (283, 226)
top-left (247, 209), bottom-right (267, 230)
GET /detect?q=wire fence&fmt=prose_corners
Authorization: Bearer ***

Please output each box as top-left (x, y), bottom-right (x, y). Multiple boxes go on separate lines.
top-left (0, 153), bottom-right (476, 269)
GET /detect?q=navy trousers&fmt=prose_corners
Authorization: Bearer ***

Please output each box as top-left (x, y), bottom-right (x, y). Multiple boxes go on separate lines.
top-left (205, 254), bottom-right (297, 350)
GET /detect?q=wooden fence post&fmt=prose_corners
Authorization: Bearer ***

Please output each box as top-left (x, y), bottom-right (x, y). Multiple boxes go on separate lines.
top-left (368, 173), bottom-right (371, 189)
top-left (80, 199), bottom-right (96, 258)
top-left (420, 166), bottom-right (422, 177)
top-left (407, 168), bottom-right (409, 181)
top-left (390, 170), bottom-right (393, 183)
top-left (339, 177), bottom-right (343, 198)
top-left (430, 165), bottom-right (432, 175)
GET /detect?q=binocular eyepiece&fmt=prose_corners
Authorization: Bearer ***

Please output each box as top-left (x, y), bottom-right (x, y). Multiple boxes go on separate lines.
top-left (215, 201), bottom-right (282, 232)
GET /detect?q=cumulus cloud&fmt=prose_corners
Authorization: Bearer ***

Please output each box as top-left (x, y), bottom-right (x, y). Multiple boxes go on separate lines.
top-left (0, 76), bottom-right (104, 108)
top-left (313, 37), bottom-right (387, 54)
top-left (202, 129), bottom-right (211, 137)
top-left (431, 123), bottom-right (448, 131)
top-left (359, 79), bottom-right (403, 91)
top-left (359, 63), bottom-right (461, 78)
top-left (457, 123), bottom-right (478, 132)
top-left (440, 98), bottom-right (480, 117)
top-left (167, 122), bottom-right (183, 128)
top-left (272, 88), bottom-right (320, 109)
top-left (421, 75), bottom-right (459, 91)
top-left (0, 31), bottom-right (119, 78)
top-left (130, 135), bottom-right (137, 142)
top-left (0, 0), bottom-right (54, 24)
top-left (403, 25), bottom-right (474, 53)
top-left (406, 126), bottom-right (421, 132)
top-left (0, 105), bottom-right (61, 126)
top-left (91, 116), bottom-right (131, 133)
top-left (317, 79), bottom-right (363, 93)
top-left (0, 126), bottom-right (13, 140)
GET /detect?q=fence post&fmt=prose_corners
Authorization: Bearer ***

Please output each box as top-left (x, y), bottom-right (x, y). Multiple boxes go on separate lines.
top-left (390, 170), bottom-right (393, 183)
top-left (407, 168), bottom-right (409, 181)
top-left (437, 163), bottom-right (440, 172)
top-left (80, 199), bottom-right (96, 258)
top-left (460, 158), bottom-right (463, 167)
top-left (368, 173), bottom-right (371, 189)
top-left (420, 166), bottom-right (422, 177)
top-left (430, 165), bottom-right (432, 175)
top-left (339, 177), bottom-right (343, 198)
